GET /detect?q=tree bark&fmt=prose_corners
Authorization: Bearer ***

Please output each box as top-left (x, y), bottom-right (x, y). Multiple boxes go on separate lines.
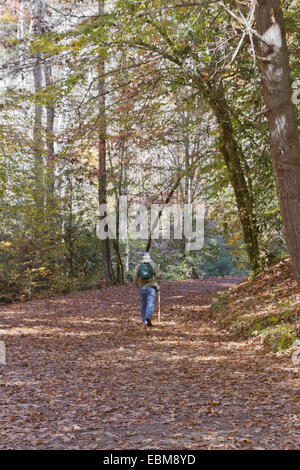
top-left (44, 7), bottom-right (55, 200)
top-left (31, 0), bottom-right (44, 211)
top-left (255, 0), bottom-right (300, 286)
top-left (123, 149), bottom-right (130, 279)
top-left (207, 81), bottom-right (260, 273)
top-left (98, 0), bottom-right (115, 284)
top-left (18, 0), bottom-right (25, 88)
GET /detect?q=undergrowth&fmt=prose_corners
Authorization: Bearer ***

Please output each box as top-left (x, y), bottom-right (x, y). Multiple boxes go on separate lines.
top-left (210, 259), bottom-right (300, 353)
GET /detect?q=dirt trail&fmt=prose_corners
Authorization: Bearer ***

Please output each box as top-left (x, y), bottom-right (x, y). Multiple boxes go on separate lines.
top-left (0, 278), bottom-right (299, 449)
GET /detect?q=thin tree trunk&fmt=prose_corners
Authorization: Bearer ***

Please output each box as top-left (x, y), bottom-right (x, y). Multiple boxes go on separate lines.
top-left (98, 0), bottom-right (115, 284)
top-left (123, 155), bottom-right (130, 279)
top-left (65, 174), bottom-right (75, 282)
top-left (18, 0), bottom-right (25, 89)
top-left (31, 0), bottom-right (44, 211)
top-left (184, 130), bottom-right (192, 205)
top-left (113, 239), bottom-right (124, 284)
top-left (255, 0), bottom-right (300, 286)
top-left (43, 3), bottom-right (57, 273)
top-left (44, 15), bottom-right (55, 200)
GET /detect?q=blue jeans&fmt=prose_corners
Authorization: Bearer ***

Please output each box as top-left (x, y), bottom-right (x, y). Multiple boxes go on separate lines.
top-left (139, 286), bottom-right (156, 322)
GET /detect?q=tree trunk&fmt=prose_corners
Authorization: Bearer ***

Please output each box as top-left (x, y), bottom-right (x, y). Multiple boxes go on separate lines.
top-left (255, 0), bottom-right (300, 286)
top-left (18, 0), bottom-right (25, 89)
top-left (43, 4), bottom-right (57, 273)
top-left (31, 0), bottom-right (44, 211)
top-left (122, 145), bottom-right (130, 279)
top-left (44, 12), bottom-right (55, 201)
top-left (98, 0), bottom-right (115, 284)
top-left (113, 239), bottom-right (124, 284)
top-left (184, 130), bottom-right (192, 205)
top-left (207, 82), bottom-right (260, 273)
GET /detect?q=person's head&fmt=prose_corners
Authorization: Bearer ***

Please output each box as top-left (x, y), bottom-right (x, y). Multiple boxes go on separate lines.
top-left (141, 252), bottom-right (151, 262)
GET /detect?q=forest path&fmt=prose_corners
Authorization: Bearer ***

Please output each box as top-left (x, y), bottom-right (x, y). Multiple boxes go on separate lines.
top-left (0, 278), bottom-right (299, 449)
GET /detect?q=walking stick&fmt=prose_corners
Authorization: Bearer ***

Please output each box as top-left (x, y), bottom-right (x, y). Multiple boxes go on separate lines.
top-left (158, 287), bottom-right (161, 323)
top-left (157, 263), bottom-right (161, 323)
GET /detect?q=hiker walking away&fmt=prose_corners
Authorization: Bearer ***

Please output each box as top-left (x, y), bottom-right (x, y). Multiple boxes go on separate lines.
top-left (133, 252), bottom-right (161, 327)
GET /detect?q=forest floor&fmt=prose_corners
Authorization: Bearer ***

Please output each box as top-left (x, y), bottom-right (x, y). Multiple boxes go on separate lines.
top-left (0, 276), bottom-right (299, 450)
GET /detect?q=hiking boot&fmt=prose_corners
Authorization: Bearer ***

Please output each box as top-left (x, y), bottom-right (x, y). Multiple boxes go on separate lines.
top-left (146, 318), bottom-right (152, 327)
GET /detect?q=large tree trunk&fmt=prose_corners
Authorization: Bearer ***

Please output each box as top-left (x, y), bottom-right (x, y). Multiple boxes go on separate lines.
top-left (98, 0), bottom-right (115, 284)
top-left (255, 0), bottom-right (300, 286)
top-left (207, 82), bottom-right (260, 273)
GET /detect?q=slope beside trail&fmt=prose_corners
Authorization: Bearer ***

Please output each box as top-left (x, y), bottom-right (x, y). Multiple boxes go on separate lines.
top-left (0, 277), bottom-right (299, 449)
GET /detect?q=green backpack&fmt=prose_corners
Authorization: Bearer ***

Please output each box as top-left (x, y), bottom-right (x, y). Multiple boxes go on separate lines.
top-left (138, 262), bottom-right (154, 280)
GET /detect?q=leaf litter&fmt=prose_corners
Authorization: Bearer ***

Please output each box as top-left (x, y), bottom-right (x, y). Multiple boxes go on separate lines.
top-left (0, 276), bottom-right (299, 449)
